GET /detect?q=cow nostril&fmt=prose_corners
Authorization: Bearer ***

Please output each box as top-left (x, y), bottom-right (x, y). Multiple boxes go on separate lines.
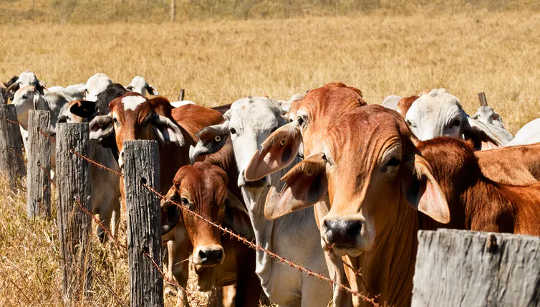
top-left (198, 249), bottom-right (207, 261)
top-left (345, 221), bottom-right (362, 238)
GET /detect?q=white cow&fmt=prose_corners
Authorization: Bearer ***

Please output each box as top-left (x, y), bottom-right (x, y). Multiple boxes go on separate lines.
top-left (403, 89), bottom-right (513, 149)
top-left (47, 83), bottom-right (87, 101)
top-left (507, 118), bottom-right (540, 146)
top-left (5, 71), bottom-right (46, 99)
top-left (189, 96), bottom-right (332, 307)
top-left (126, 76), bottom-right (158, 96)
top-left (84, 73), bottom-right (112, 102)
top-left (11, 85), bottom-right (69, 155)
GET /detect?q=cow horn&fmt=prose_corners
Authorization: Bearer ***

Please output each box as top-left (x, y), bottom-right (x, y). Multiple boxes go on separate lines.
top-left (478, 92), bottom-right (488, 106)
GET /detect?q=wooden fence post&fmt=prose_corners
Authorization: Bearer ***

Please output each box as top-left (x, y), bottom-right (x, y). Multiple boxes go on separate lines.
top-left (123, 140), bottom-right (163, 307)
top-left (0, 104), bottom-right (26, 188)
top-left (27, 110), bottom-right (52, 218)
top-left (412, 229), bottom-right (540, 307)
top-left (478, 92), bottom-right (488, 106)
top-left (56, 123), bottom-right (93, 303)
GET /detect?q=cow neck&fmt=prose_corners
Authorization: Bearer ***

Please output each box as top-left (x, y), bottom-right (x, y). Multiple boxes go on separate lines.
top-left (156, 128), bottom-right (193, 195)
top-left (241, 185), bottom-right (275, 287)
top-left (461, 179), bottom-right (516, 232)
top-left (354, 199), bottom-right (419, 307)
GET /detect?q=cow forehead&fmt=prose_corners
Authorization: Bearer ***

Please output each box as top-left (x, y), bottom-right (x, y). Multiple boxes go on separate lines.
top-left (406, 89), bottom-right (462, 120)
top-left (230, 97), bottom-right (280, 129)
top-left (121, 95), bottom-right (147, 111)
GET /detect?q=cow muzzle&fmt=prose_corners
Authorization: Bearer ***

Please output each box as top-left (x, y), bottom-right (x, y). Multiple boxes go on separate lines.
top-left (193, 245), bottom-right (225, 267)
top-left (322, 218), bottom-right (367, 256)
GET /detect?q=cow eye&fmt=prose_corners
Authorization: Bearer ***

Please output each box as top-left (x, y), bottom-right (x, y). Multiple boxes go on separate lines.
top-left (180, 197), bottom-right (190, 206)
top-left (57, 116), bottom-right (68, 123)
top-left (22, 94), bottom-right (28, 99)
top-left (382, 157), bottom-right (401, 173)
top-left (449, 119), bottom-right (461, 127)
top-left (230, 127), bottom-right (236, 134)
top-left (214, 135), bottom-right (222, 142)
top-left (405, 119), bottom-right (416, 128)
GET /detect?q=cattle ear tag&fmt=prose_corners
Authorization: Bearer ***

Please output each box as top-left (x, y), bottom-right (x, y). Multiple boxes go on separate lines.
top-left (409, 155), bottom-right (450, 224)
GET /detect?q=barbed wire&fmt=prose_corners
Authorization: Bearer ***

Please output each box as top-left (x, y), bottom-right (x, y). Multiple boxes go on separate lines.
top-left (1, 114), bottom-right (379, 305)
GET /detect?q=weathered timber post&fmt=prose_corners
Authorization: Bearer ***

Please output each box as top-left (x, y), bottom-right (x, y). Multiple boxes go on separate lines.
top-left (478, 92), bottom-right (488, 106)
top-left (0, 104), bottom-right (26, 188)
top-left (412, 229), bottom-right (540, 307)
top-left (27, 110), bottom-right (52, 218)
top-left (56, 123), bottom-right (93, 303)
top-left (123, 140), bottom-right (163, 307)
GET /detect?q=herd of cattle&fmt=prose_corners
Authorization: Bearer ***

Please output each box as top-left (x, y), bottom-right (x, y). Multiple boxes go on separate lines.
top-left (1, 71), bottom-right (540, 307)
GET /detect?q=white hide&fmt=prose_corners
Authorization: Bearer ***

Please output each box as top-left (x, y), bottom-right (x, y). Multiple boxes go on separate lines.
top-left (507, 118), bottom-right (540, 146)
top-left (84, 73), bottom-right (112, 102)
top-left (126, 76), bottom-right (158, 96)
top-left (405, 89), bottom-right (513, 145)
top-left (214, 97), bottom-right (331, 307)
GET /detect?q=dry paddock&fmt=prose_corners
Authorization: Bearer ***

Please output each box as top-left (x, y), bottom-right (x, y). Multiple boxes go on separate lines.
top-left (0, 9), bottom-right (540, 306)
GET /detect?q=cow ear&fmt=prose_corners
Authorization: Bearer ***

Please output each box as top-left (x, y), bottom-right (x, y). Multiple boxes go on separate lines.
top-left (189, 121), bottom-right (230, 163)
top-left (146, 84), bottom-right (158, 96)
top-left (403, 153), bottom-right (450, 224)
top-left (151, 114), bottom-right (186, 147)
top-left (160, 188), bottom-right (183, 235)
top-left (245, 122), bottom-right (302, 181)
top-left (463, 117), bottom-right (508, 150)
top-left (264, 153), bottom-right (327, 220)
top-left (89, 114), bottom-right (114, 142)
top-left (70, 100), bottom-right (96, 119)
top-left (224, 191), bottom-right (253, 240)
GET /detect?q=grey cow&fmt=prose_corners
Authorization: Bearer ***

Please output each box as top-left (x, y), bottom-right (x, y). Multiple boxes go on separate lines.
top-left (190, 96), bottom-right (333, 307)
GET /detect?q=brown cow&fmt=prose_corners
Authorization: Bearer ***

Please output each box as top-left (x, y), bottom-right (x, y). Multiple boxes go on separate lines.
top-left (475, 142), bottom-right (540, 185)
top-left (86, 93), bottom-right (224, 303)
top-left (417, 137), bottom-right (540, 234)
top-left (245, 84), bottom-right (451, 306)
top-left (161, 162), bottom-right (260, 306)
top-left (396, 95), bottom-right (419, 116)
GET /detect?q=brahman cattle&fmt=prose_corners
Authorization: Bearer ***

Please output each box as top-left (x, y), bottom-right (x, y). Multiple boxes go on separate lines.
top-left (47, 83), bottom-right (87, 101)
top-left (160, 162), bottom-right (260, 306)
top-left (84, 73), bottom-right (112, 102)
top-left (403, 89), bottom-right (513, 149)
top-left (126, 76), bottom-right (158, 96)
top-left (5, 71), bottom-right (46, 101)
top-left (57, 99), bottom-right (122, 242)
top-left (417, 137), bottom-right (540, 235)
top-left (506, 118), bottom-right (540, 146)
top-left (189, 96), bottom-right (333, 307)
top-left (245, 83), bottom-right (451, 306)
top-left (11, 85), bottom-right (69, 159)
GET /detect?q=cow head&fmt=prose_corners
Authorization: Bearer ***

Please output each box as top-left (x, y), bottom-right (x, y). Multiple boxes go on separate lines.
top-left (11, 86), bottom-right (49, 130)
top-left (160, 162), bottom-right (248, 272)
top-left (84, 73), bottom-right (112, 102)
top-left (189, 96), bottom-right (298, 207)
top-left (126, 76), bottom-right (158, 96)
top-left (89, 93), bottom-right (186, 168)
top-left (404, 89), bottom-right (511, 149)
top-left (245, 84), bottom-right (450, 257)
top-left (5, 72), bottom-right (46, 102)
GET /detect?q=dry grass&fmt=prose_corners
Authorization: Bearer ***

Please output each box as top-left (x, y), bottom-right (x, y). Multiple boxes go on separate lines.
top-left (0, 6), bottom-right (540, 306)
top-left (1, 11), bottom-right (539, 131)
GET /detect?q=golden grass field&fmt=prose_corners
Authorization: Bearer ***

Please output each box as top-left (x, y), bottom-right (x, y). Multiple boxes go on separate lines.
top-left (1, 4), bottom-right (540, 306)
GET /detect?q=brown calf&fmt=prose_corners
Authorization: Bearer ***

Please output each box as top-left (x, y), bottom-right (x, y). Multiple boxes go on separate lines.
top-left (417, 137), bottom-right (540, 235)
top-left (475, 142), bottom-right (540, 185)
top-left (161, 162), bottom-right (260, 306)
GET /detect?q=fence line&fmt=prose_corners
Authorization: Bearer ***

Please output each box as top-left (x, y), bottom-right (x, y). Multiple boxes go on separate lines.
top-left (68, 148), bottom-right (378, 306)
top-left (2, 114), bottom-right (378, 305)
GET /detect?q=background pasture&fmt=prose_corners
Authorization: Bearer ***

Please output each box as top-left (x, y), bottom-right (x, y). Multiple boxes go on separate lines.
top-left (0, 1), bottom-right (539, 305)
